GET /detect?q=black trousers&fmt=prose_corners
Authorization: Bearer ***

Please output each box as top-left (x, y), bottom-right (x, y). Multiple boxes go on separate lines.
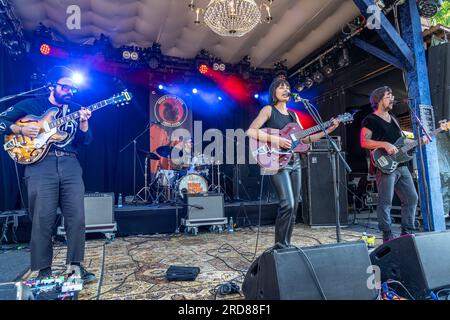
top-left (269, 155), bottom-right (301, 247)
top-left (24, 155), bottom-right (85, 271)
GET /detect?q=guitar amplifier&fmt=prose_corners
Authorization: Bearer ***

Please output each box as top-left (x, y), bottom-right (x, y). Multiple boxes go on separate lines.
top-left (310, 136), bottom-right (342, 152)
top-left (181, 193), bottom-right (228, 230)
top-left (57, 192), bottom-right (117, 236)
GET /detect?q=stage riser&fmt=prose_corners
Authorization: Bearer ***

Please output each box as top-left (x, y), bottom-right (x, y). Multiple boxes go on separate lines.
top-left (0, 202), bottom-right (284, 242)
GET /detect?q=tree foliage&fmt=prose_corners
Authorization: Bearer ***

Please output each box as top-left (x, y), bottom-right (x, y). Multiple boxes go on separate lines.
top-left (432, 1), bottom-right (450, 27)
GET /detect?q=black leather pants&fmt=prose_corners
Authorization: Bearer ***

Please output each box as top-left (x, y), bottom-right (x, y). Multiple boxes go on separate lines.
top-left (269, 154), bottom-right (301, 247)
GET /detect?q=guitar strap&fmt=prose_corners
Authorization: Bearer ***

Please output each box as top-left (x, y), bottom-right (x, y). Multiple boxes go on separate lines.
top-left (390, 113), bottom-right (406, 138)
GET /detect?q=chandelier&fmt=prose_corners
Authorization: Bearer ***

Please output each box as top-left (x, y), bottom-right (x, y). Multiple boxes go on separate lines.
top-left (188, 0), bottom-right (274, 37)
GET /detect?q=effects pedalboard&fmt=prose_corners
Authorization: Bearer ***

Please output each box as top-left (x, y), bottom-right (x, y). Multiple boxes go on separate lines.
top-left (16, 275), bottom-right (83, 300)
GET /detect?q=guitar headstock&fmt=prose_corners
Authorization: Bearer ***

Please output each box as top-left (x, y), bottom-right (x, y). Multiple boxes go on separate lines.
top-left (111, 90), bottom-right (133, 107)
top-left (336, 112), bottom-right (354, 125)
top-left (439, 119), bottom-right (450, 132)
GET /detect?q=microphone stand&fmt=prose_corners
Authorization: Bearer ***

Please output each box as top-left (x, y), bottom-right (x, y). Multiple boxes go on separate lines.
top-left (119, 123), bottom-right (151, 204)
top-left (0, 85), bottom-right (49, 104)
top-left (293, 95), bottom-right (351, 243)
top-left (406, 100), bottom-right (433, 231)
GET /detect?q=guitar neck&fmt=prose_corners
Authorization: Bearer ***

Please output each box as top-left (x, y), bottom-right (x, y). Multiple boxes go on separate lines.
top-left (294, 120), bottom-right (333, 139)
top-left (48, 98), bottom-right (114, 129)
top-left (400, 127), bottom-right (443, 152)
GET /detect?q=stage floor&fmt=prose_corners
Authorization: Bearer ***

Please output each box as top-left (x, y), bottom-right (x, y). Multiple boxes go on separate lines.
top-left (22, 224), bottom-right (382, 300)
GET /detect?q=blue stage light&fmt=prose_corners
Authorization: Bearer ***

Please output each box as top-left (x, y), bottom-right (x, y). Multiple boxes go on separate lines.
top-left (72, 73), bottom-right (84, 85)
top-left (218, 96), bottom-right (222, 101)
top-left (254, 93), bottom-right (259, 99)
top-left (158, 84), bottom-right (164, 90)
top-left (192, 88), bottom-right (198, 94)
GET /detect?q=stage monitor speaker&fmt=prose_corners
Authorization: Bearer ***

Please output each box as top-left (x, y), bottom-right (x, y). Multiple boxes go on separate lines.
top-left (242, 241), bottom-right (378, 300)
top-left (186, 193), bottom-right (224, 220)
top-left (302, 151), bottom-right (348, 226)
top-left (370, 231), bottom-right (450, 300)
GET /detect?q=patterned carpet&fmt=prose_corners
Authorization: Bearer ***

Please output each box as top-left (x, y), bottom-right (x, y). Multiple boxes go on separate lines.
top-left (22, 224), bottom-right (381, 300)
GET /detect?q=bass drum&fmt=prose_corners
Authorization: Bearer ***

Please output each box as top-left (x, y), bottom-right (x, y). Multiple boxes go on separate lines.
top-left (177, 173), bottom-right (208, 198)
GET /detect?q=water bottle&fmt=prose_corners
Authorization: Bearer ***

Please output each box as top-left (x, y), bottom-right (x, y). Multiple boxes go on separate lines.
top-left (228, 217), bottom-right (234, 233)
top-left (118, 193), bottom-right (123, 208)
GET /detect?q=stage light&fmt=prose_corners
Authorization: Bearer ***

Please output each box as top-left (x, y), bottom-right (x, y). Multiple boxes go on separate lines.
top-left (158, 84), bottom-right (164, 90)
top-left (254, 93), bottom-right (259, 99)
top-left (418, 0), bottom-right (442, 18)
top-left (218, 96), bottom-right (222, 101)
top-left (192, 88), bottom-right (198, 94)
top-left (213, 62), bottom-right (220, 71)
top-left (148, 57), bottom-right (159, 69)
top-left (313, 70), bottom-right (324, 84)
top-left (295, 80), bottom-right (305, 92)
top-left (130, 51), bottom-right (139, 61)
top-left (322, 64), bottom-right (335, 77)
top-left (198, 64), bottom-right (209, 74)
top-left (219, 63), bottom-right (226, 72)
top-left (304, 77), bottom-right (314, 89)
top-left (40, 43), bottom-right (51, 55)
top-left (122, 50), bottom-right (131, 60)
top-left (72, 73), bottom-right (84, 85)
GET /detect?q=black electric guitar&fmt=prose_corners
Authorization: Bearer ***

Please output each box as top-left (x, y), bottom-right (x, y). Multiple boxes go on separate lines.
top-left (371, 120), bottom-right (450, 174)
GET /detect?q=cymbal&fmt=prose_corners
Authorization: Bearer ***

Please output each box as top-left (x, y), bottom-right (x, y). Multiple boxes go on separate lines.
top-left (156, 145), bottom-right (175, 158)
top-left (138, 150), bottom-right (160, 160)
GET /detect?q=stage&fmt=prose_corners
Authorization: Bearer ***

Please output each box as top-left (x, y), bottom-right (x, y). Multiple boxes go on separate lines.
top-left (20, 224), bottom-right (380, 300)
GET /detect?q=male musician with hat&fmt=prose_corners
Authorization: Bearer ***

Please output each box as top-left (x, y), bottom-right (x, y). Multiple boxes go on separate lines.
top-left (0, 66), bottom-right (95, 282)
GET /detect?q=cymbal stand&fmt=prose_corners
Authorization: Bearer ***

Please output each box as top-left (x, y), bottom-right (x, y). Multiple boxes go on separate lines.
top-left (210, 161), bottom-right (226, 194)
top-left (136, 156), bottom-right (154, 203)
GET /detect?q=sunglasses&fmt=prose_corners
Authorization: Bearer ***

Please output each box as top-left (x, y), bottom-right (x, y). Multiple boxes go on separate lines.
top-left (55, 83), bottom-right (78, 94)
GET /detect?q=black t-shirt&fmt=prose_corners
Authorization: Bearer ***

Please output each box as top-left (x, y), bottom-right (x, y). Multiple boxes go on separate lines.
top-left (361, 113), bottom-right (403, 144)
top-left (0, 97), bottom-right (92, 154)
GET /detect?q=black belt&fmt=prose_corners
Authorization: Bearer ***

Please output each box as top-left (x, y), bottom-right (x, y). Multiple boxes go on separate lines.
top-left (47, 150), bottom-right (77, 157)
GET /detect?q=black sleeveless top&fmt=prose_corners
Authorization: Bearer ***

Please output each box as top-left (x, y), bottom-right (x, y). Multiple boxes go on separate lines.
top-left (264, 105), bottom-right (297, 130)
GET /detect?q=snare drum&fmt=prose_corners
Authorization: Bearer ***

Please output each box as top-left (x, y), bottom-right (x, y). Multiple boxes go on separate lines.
top-left (177, 173), bottom-right (208, 197)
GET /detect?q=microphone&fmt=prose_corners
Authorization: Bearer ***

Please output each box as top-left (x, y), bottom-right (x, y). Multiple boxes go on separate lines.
top-left (283, 91), bottom-right (305, 102)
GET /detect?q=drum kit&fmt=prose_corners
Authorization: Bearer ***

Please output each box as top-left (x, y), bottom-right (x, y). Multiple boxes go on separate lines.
top-left (135, 144), bottom-right (226, 203)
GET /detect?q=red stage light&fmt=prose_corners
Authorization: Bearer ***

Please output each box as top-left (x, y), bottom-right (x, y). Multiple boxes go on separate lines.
top-left (198, 64), bottom-right (209, 74)
top-left (40, 44), bottom-right (51, 55)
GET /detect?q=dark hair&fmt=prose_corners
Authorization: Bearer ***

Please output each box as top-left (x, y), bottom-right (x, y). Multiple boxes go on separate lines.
top-left (268, 78), bottom-right (290, 104)
top-left (370, 86), bottom-right (392, 110)
top-left (46, 66), bottom-right (74, 85)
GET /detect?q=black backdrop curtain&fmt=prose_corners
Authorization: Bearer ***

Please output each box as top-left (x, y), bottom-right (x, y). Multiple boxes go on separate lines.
top-left (0, 55), bottom-right (150, 211)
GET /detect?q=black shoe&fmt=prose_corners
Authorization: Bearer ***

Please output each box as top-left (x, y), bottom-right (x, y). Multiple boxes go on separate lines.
top-left (401, 228), bottom-right (415, 236)
top-left (68, 264), bottom-right (96, 284)
top-left (36, 267), bottom-right (52, 280)
top-left (382, 231), bottom-right (394, 243)
top-left (80, 266), bottom-right (96, 284)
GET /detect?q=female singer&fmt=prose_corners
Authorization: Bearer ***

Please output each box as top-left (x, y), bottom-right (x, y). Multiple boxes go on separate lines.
top-left (247, 78), bottom-right (340, 247)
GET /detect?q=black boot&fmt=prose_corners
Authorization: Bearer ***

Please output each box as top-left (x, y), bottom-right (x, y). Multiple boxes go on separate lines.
top-left (36, 267), bottom-right (52, 280)
top-left (68, 263), bottom-right (96, 284)
top-left (382, 231), bottom-right (394, 243)
top-left (401, 227), bottom-right (415, 236)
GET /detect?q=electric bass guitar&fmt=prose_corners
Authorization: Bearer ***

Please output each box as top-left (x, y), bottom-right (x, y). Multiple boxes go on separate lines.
top-left (249, 112), bottom-right (354, 171)
top-left (3, 91), bottom-right (133, 164)
top-left (371, 120), bottom-right (450, 174)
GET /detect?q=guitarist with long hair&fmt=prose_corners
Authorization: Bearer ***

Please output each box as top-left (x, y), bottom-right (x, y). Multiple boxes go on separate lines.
top-left (0, 66), bottom-right (95, 282)
top-left (247, 78), bottom-right (340, 247)
top-left (360, 86), bottom-right (429, 242)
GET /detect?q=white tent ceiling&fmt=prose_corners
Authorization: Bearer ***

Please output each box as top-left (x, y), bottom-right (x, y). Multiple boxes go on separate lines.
top-left (10, 0), bottom-right (361, 69)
